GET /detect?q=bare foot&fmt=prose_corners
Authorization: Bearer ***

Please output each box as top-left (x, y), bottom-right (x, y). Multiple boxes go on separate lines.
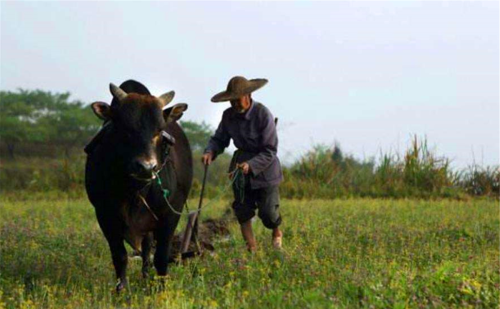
top-left (272, 228), bottom-right (283, 249)
top-left (247, 243), bottom-right (257, 253)
top-left (241, 221), bottom-right (257, 253)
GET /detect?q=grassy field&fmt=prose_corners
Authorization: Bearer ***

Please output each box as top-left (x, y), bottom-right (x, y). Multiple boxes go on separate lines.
top-left (0, 196), bottom-right (498, 308)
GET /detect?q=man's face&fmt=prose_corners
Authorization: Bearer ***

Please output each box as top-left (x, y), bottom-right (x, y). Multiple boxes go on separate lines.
top-left (230, 95), bottom-right (251, 114)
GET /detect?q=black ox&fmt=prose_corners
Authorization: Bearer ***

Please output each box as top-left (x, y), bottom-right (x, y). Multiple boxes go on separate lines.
top-left (85, 80), bottom-right (192, 291)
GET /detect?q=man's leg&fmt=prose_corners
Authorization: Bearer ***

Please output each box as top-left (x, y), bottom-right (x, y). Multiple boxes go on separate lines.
top-left (232, 178), bottom-right (257, 252)
top-left (240, 220), bottom-right (257, 252)
top-left (256, 185), bottom-right (283, 249)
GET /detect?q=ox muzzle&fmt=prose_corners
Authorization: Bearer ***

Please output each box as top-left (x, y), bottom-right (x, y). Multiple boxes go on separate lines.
top-left (129, 131), bottom-right (176, 182)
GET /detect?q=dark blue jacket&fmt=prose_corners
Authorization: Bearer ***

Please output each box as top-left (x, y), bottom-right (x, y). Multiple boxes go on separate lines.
top-left (204, 101), bottom-right (283, 189)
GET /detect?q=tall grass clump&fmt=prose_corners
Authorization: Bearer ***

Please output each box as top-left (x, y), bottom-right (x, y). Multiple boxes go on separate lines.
top-left (281, 143), bottom-right (374, 198)
top-left (373, 136), bottom-right (458, 198)
top-left (459, 164), bottom-right (499, 197)
top-left (281, 136), bottom-right (466, 199)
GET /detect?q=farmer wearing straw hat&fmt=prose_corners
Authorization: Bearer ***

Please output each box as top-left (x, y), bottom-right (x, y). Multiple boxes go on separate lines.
top-left (202, 76), bottom-right (283, 252)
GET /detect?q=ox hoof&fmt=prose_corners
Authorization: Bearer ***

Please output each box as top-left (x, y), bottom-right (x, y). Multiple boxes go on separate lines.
top-left (115, 279), bottom-right (128, 293)
top-left (153, 275), bottom-right (169, 290)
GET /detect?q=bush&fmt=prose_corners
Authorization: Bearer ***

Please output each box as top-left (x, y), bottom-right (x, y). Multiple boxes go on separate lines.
top-left (0, 136), bottom-right (497, 200)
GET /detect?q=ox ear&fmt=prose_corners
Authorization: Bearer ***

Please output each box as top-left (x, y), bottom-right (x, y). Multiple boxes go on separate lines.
top-left (91, 102), bottom-right (111, 121)
top-left (158, 91), bottom-right (175, 107)
top-left (163, 103), bottom-right (188, 123)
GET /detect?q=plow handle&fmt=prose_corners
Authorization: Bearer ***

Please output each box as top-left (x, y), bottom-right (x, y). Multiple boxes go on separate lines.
top-left (181, 163), bottom-right (209, 253)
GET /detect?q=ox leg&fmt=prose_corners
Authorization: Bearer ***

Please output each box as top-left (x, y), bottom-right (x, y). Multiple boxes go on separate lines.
top-left (109, 239), bottom-right (128, 292)
top-left (153, 228), bottom-right (169, 276)
top-left (95, 210), bottom-right (129, 292)
top-left (154, 220), bottom-right (178, 276)
top-left (141, 233), bottom-right (153, 279)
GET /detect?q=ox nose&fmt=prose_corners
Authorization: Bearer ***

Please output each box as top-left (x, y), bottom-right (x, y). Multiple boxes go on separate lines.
top-left (131, 161), bottom-right (157, 180)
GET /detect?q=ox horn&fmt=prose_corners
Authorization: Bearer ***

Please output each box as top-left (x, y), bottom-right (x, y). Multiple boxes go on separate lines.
top-left (158, 91), bottom-right (175, 107)
top-left (109, 83), bottom-right (128, 101)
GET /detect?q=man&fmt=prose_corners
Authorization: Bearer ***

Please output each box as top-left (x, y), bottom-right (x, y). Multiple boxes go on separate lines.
top-left (202, 76), bottom-right (283, 252)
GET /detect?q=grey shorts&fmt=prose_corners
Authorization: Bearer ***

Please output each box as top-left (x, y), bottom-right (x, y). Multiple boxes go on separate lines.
top-left (232, 176), bottom-right (282, 229)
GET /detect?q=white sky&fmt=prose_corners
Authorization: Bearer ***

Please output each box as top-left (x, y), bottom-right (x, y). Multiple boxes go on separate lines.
top-left (1, 1), bottom-right (498, 167)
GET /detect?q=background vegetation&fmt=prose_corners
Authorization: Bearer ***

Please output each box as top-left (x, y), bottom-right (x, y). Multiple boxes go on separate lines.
top-left (1, 89), bottom-right (497, 199)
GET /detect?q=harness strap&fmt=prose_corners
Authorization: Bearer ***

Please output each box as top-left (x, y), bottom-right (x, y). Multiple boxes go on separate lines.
top-left (137, 194), bottom-right (159, 221)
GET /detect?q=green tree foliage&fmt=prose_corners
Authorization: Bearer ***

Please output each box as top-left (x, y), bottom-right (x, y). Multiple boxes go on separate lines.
top-left (180, 121), bottom-right (213, 151)
top-left (41, 101), bottom-right (100, 157)
top-left (0, 89), bottom-right (100, 158)
top-left (0, 90), bottom-right (52, 158)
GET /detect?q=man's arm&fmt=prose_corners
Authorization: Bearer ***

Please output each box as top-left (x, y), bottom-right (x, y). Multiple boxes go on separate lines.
top-left (204, 116), bottom-right (230, 160)
top-left (246, 109), bottom-right (278, 176)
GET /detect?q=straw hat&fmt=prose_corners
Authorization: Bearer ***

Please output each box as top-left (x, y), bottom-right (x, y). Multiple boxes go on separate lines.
top-left (211, 76), bottom-right (268, 103)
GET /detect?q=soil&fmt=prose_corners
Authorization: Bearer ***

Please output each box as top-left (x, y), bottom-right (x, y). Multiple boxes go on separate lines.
top-left (130, 209), bottom-right (234, 262)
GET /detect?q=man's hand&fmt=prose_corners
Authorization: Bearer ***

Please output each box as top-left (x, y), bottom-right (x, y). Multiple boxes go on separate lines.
top-left (201, 152), bottom-right (214, 166)
top-left (237, 162), bottom-right (251, 175)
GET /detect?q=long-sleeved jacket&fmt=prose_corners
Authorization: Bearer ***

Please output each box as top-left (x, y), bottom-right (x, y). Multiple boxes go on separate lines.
top-left (204, 101), bottom-right (283, 189)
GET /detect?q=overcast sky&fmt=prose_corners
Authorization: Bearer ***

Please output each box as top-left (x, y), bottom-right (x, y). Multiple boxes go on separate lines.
top-left (1, 1), bottom-right (498, 167)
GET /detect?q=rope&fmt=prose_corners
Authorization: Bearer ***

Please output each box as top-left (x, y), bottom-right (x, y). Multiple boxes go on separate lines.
top-left (153, 167), bottom-right (245, 217)
top-left (137, 194), bottom-right (159, 221)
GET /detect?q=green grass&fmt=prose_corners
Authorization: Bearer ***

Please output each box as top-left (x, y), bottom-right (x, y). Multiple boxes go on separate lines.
top-left (0, 197), bottom-right (498, 308)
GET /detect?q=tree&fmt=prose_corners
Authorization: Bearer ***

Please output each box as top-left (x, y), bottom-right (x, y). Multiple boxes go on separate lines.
top-left (0, 89), bottom-right (101, 158)
top-left (180, 121), bottom-right (213, 151)
top-left (41, 101), bottom-right (100, 157)
top-left (0, 90), bottom-right (51, 158)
